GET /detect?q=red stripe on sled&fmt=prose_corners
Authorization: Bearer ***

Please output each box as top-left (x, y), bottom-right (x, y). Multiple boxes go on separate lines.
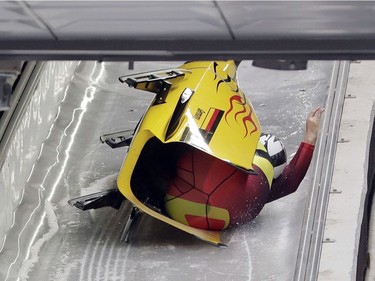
top-left (206, 109), bottom-right (220, 132)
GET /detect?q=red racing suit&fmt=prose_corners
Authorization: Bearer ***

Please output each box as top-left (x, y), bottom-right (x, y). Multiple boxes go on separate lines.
top-left (165, 142), bottom-right (315, 230)
top-left (268, 142), bottom-right (315, 202)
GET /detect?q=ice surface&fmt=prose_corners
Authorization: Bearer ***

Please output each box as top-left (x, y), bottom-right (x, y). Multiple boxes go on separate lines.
top-left (0, 60), bottom-right (333, 280)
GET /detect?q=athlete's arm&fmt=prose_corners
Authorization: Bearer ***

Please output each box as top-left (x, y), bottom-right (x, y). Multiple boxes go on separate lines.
top-left (267, 107), bottom-right (324, 203)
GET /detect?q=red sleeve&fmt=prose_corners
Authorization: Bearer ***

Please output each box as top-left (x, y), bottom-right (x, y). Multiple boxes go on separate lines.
top-left (267, 142), bottom-right (314, 203)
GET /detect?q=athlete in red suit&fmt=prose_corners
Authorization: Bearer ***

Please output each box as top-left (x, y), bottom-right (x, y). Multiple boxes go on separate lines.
top-left (267, 107), bottom-right (324, 202)
top-left (165, 107), bottom-right (324, 230)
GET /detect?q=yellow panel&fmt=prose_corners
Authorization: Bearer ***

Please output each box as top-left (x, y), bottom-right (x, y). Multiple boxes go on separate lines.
top-left (117, 61), bottom-right (262, 246)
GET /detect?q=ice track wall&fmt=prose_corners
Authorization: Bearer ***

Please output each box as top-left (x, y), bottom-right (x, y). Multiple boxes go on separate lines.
top-left (0, 61), bottom-right (79, 248)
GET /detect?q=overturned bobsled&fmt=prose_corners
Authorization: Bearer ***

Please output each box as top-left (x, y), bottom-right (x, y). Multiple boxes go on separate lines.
top-left (69, 61), bottom-right (262, 246)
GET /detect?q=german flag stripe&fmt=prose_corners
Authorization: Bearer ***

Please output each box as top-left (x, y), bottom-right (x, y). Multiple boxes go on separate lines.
top-left (180, 109), bottom-right (223, 143)
top-left (208, 109), bottom-right (223, 133)
top-left (203, 108), bottom-right (223, 133)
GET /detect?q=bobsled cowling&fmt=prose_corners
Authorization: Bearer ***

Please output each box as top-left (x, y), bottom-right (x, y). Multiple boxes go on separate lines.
top-left (117, 61), bottom-right (261, 245)
top-left (119, 60), bottom-right (261, 171)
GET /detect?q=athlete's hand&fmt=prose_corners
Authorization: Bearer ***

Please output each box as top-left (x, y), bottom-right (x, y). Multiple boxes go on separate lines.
top-left (304, 107), bottom-right (324, 145)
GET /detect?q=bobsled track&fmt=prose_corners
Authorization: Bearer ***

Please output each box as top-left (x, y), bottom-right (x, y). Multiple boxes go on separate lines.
top-left (0, 60), bottom-right (371, 281)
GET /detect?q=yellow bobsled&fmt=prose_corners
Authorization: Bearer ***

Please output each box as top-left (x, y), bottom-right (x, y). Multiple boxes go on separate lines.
top-left (69, 61), bottom-right (261, 246)
top-left (118, 61), bottom-right (261, 246)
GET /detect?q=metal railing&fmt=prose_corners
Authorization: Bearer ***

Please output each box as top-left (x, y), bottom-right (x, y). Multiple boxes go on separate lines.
top-left (0, 61), bottom-right (45, 168)
top-left (294, 61), bottom-right (350, 280)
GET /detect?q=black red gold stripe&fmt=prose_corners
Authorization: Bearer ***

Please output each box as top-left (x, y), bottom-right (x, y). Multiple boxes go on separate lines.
top-left (180, 108), bottom-right (223, 144)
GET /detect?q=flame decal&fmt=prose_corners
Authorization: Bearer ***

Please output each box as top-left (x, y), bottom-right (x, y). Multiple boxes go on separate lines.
top-left (213, 62), bottom-right (239, 93)
top-left (225, 95), bottom-right (242, 122)
top-left (234, 105), bottom-right (247, 121)
top-left (216, 75), bottom-right (239, 93)
top-left (213, 62), bottom-right (218, 80)
top-left (225, 94), bottom-right (258, 138)
top-left (211, 61), bottom-right (258, 138)
top-left (242, 108), bottom-right (258, 137)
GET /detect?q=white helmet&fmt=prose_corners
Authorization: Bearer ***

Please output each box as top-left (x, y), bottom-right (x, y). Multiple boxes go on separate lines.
top-left (259, 134), bottom-right (287, 179)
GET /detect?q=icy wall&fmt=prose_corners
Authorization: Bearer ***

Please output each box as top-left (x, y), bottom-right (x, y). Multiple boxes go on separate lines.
top-left (0, 61), bottom-right (79, 248)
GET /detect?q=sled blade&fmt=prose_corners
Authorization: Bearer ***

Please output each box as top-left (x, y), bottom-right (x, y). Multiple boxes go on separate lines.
top-left (69, 189), bottom-right (125, 211)
top-left (119, 69), bottom-right (184, 91)
top-left (120, 206), bottom-right (141, 243)
top-left (100, 130), bottom-right (134, 149)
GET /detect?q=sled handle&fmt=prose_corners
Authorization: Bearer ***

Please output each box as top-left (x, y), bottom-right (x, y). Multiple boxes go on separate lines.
top-left (119, 69), bottom-right (185, 104)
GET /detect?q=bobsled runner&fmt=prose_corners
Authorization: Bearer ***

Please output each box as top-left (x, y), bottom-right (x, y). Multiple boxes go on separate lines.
top-left (69, 61), bottom-right (261, 247)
